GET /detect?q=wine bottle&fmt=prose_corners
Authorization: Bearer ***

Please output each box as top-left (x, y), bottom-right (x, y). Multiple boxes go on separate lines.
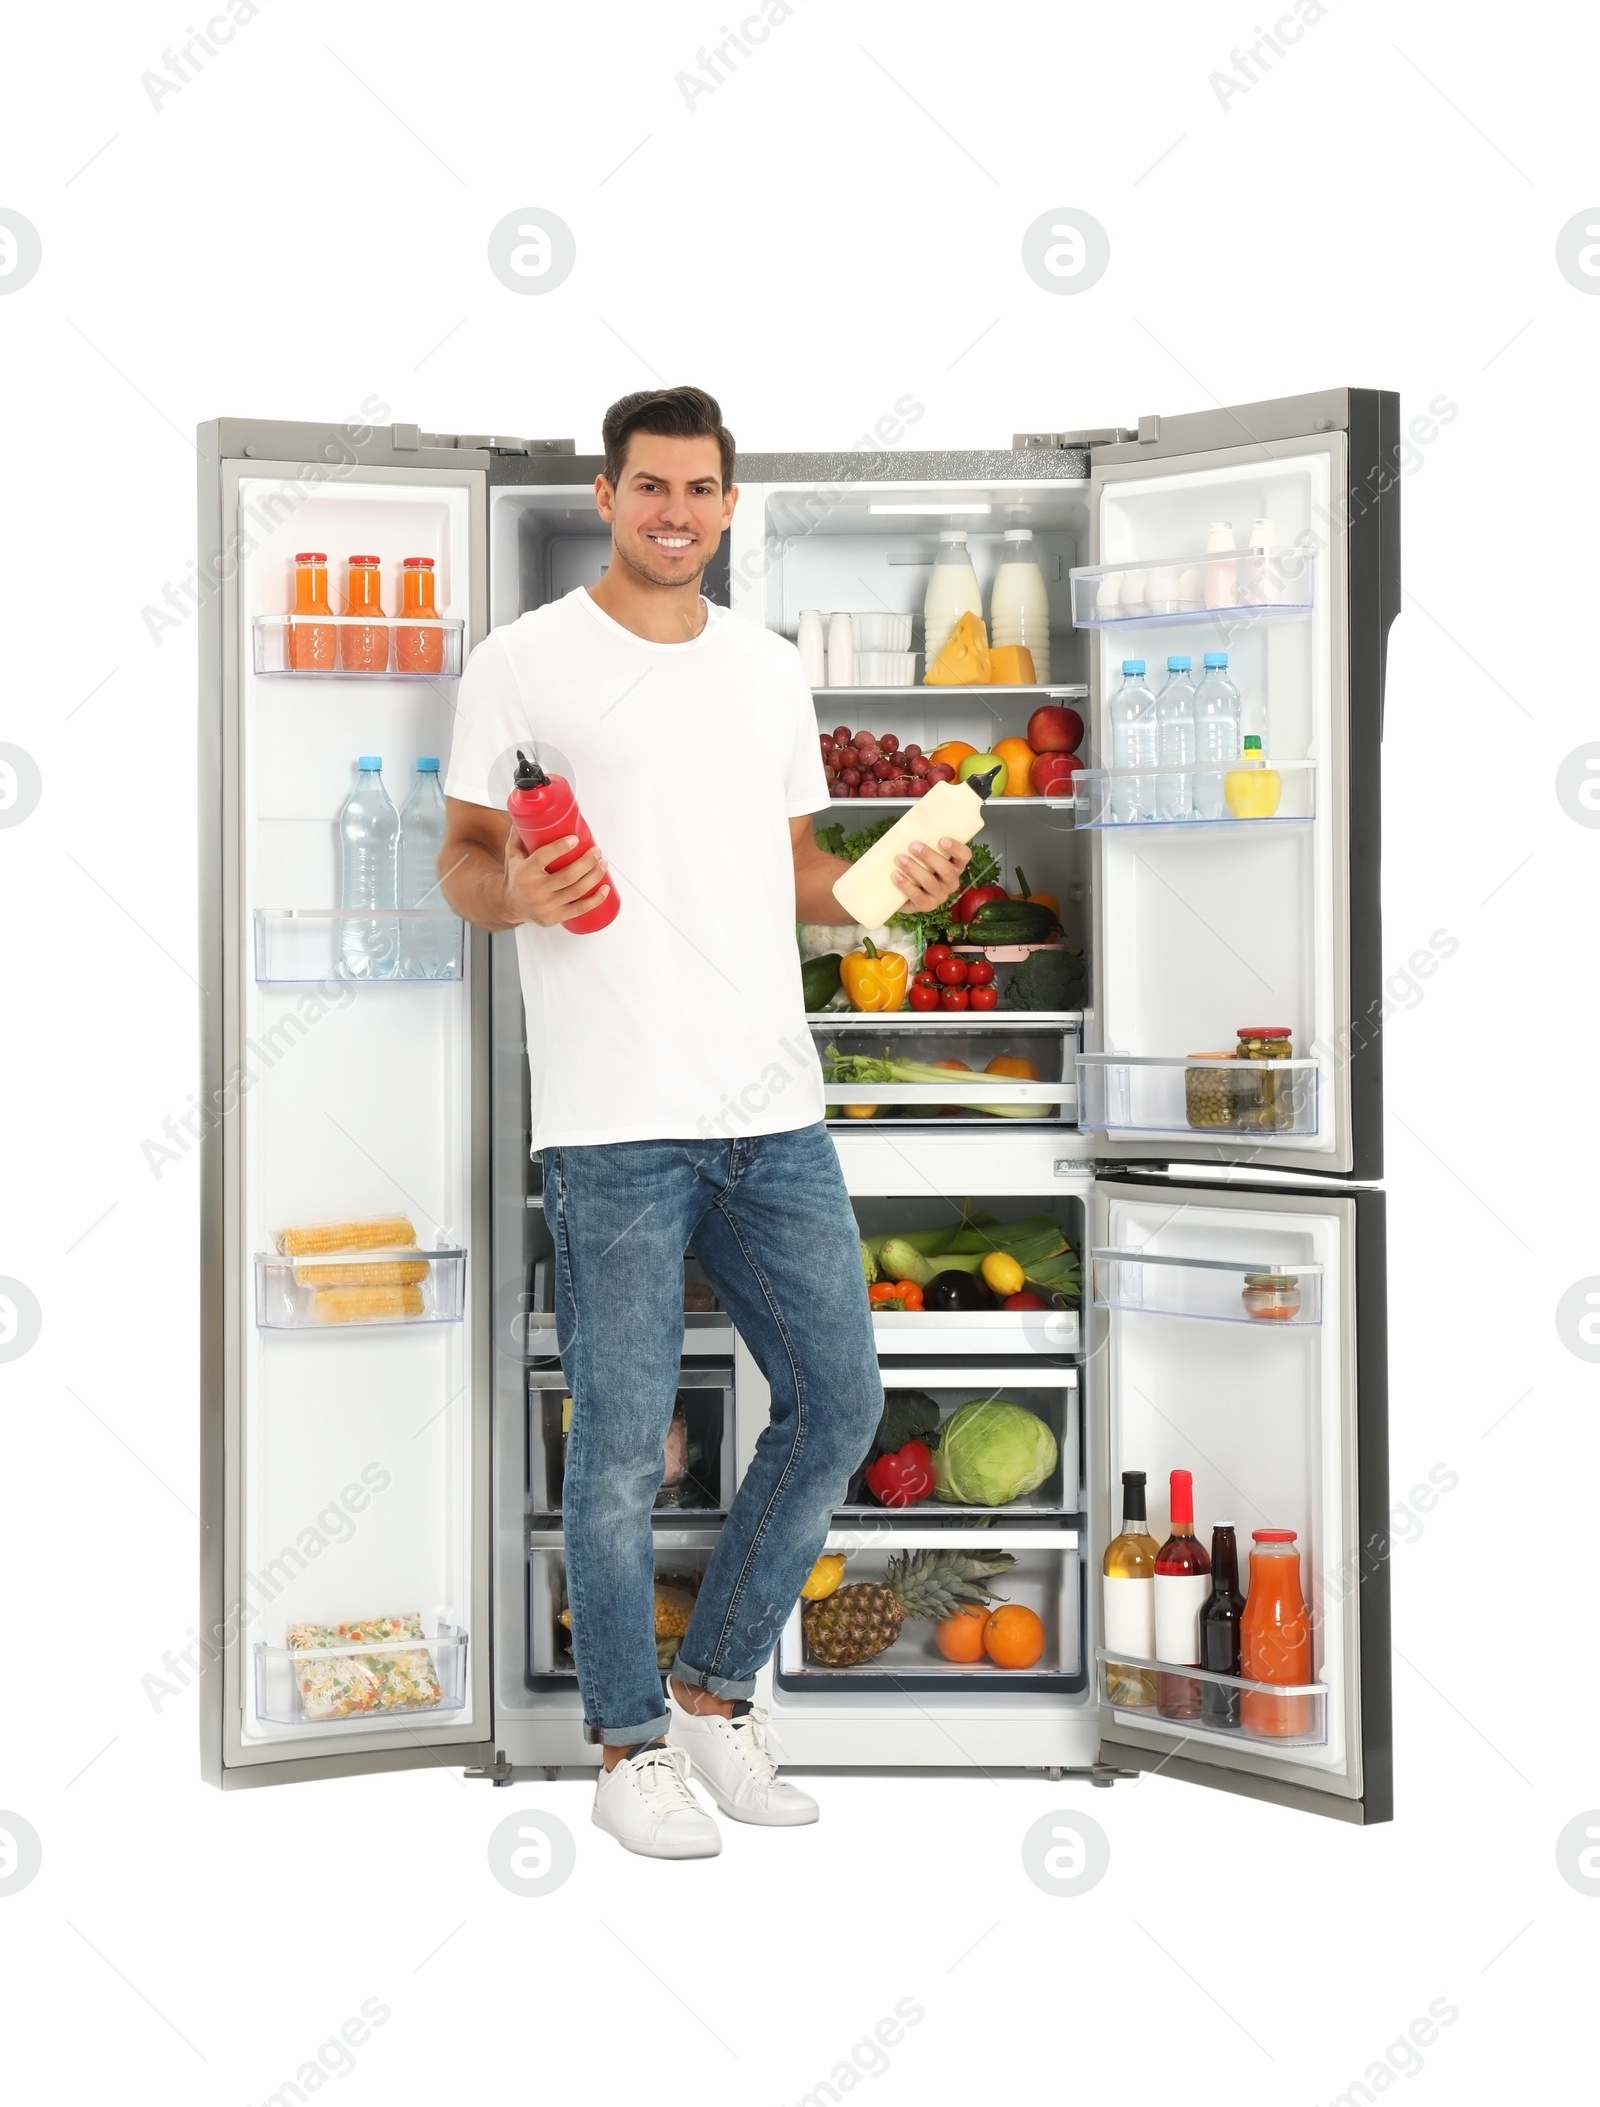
top-left (1154, 1469), bottom-right (1212, 1721)
top-left (1102, 1469), bottom-right (1159, 1709)
top-left (1199, 1524), bottom-right (1245, 1729)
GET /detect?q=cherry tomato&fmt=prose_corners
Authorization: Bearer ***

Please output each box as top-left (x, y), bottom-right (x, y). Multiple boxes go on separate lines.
top-left (908, 982), bottom-right (941, 1011)
top-left (938, 986), bottom-right (971, 1011)
top-left (934, 957), bottom-right (969, 986)
top-left (968, 983), bottom-right (1000, 1010)
top-left (964, 958), bottom-right (995, 986)
top-left (922, 943), bottom-right (954, 970)
top-left (912, 969), bottom-right (938, 988)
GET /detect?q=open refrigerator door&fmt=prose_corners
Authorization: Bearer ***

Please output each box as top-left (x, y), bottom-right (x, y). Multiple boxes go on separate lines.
top-left (1090, 1176), bottom-right (1391, 1822)
top-left (199, 419), bottom-right (499, 1784)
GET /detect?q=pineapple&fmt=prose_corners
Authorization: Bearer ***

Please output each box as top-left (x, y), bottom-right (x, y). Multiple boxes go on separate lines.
top-left (802, 1548), bottom-right (1016, 1667)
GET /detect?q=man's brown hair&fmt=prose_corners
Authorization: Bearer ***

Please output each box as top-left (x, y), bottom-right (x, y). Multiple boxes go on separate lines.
top-left (601, 386), bottom-right (735, 493)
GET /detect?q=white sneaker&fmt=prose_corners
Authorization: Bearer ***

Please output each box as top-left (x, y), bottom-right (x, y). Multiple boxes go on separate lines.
top-left (592, 1744), bottom-right (722, 1860)
top-left (668, 1698), bottom-right (819, 1828)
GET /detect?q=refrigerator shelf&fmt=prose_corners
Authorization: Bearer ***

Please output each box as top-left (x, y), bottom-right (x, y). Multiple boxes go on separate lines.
top-left (1069, 548), bottom-right (1314, 628)
top-left (1093, 1247), bottom-right (1323, 1326)
top-left (808, 1008), bottom-right (1081, 1026)
top-left (251, 613), bottom-right (465, 679)
top-left (1076, 1053), bottom-right (1320, 1138)
top-left (253, 1624), bottom-right (467, 1727)
top-left (816, 684), bottom-right (1087, 705)
top-left (253, 909), bottom-right (464, 984)
top-left (254, 1247), bottom-right (466, 1329)
top-left (1095, 1649), bottom-right (1327, 1749)
top-left (873, 1309), bottom-right (1079, 1354)
top-left (826, 795), bottom-right (1075, 810)
top-left (1071, 759), bottom-right (1315, 831)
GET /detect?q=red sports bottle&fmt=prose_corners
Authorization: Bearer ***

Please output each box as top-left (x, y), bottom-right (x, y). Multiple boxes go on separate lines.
top-left (507, 750), bottom-right (620, 934)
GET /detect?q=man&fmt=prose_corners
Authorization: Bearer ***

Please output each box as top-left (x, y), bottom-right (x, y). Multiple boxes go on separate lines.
top-left (439, 386), bottom-right (971, 1859)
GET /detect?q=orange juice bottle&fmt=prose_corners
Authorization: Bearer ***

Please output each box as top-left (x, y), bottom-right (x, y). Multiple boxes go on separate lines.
top-left (341, 555), bottom-right (389, 672)
top-left (287, 552), bottom-right (337, 671)
top-left (396, 556), bottom-right (444, 675)
top-left (1240, 1527), bottom-right (1314, 1737)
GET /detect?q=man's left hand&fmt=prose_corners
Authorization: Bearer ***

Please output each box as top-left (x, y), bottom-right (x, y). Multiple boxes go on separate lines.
top-left (888, 835), bottom-right (972, 913)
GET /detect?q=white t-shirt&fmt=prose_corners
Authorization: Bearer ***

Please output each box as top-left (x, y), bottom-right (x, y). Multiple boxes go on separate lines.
top-left (444, 587), bottom-right (832, 1150)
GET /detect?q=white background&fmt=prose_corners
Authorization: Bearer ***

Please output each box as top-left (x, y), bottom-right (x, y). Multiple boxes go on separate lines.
top-left (1, 1), bottom-right (1593, 2099)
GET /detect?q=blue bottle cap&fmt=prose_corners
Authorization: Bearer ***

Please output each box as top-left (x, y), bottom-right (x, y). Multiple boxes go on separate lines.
top-left (1167, 655), bottom-right (1192, 671)
top-left (1122, 659), bottom-right (1145, 676)
top-left (358, 756), bottom-right (383, 769)
top-left (1203, 652), bottom-right (1228, 668)
top-left (416, 757), bottom-right (440, 771)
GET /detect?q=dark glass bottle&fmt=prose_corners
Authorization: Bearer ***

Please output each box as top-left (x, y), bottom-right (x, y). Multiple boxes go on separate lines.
top-left (1199, 1523), bottom-right (1246, 1728)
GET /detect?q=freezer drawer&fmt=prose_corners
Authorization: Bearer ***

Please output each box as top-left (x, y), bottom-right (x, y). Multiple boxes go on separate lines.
top-left (777, 1527), bottom-right (1083, 1695)
top-left (527, 1533), bottom-right (718, 1686)
top-left (527, 1360), bottom-right (734, 1521)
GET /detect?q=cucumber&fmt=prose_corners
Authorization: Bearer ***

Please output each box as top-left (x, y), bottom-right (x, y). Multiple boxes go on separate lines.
top-left (967, 900), bottom-right (1059, 944)
top-left (802, 953), bottom-right (844, 1011)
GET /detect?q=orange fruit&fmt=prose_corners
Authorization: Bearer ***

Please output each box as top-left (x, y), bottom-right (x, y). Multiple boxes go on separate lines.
top-left (985, 1054), bottom-right (1040, 1080)
top-left (992, 736), bottom-right (1037, 796)
top-left (984, 1604), bottom-right (1047, 1669)
top-left (933, 1603), bottom-right (991, 1662)
top-left (929, 739), bottom-right (977, 774)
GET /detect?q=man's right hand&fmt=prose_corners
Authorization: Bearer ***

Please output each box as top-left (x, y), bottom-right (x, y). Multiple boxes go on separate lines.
top-left (504, 827), bottom-right (610, 928)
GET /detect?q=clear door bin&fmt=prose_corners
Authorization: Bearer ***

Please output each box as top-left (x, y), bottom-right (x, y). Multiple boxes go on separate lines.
top-left (1095, 1649), bottom-right (1327, 1749)
top-left (252, 613), bottom-right (465, 678)
top-left (253, 910), bottom-right (464, 983)
top-left (1069, 548), bottom-right (1314, 627)
top-left (1093, 1249), bottom-right (1323, 1326)
top-left (1071, 759), bottom-right (1315, 830)
top-left (818, 1021), bottom-right (1075, 1123)
top-left (777, 1529), bottom-right (1082, 1692)
top-left (837, 1369), bottom-right (1079, 1516)
top-left (254, 1622), bottom-right (467, 1727)
top-left (1076, 1053), bottom-right (1320, 1137)
top-left (254, 1247), bottom-right (466, 1328)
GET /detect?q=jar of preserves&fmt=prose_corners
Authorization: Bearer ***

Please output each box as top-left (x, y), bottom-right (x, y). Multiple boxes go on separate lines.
top-left (1234, 1026), bottom-right (1294, 1130)
top-left (1241, 1271), bottom-right (1301, 1321)
top-left (1185, 1052), bottom-right (1239, 1130)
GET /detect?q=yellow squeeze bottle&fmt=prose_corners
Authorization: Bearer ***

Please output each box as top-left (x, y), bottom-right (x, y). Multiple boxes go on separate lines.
top-left (830, 767), bottom-right (1001, 927)
top-left (1223, 736), bottom-right (1282, 819)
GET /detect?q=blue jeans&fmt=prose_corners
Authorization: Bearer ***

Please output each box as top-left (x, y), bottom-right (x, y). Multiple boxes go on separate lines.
top-left (541, 1124), bottom-right (882, 1746)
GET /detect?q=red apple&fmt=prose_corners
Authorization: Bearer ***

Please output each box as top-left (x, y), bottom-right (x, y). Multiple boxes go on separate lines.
top-left (1028, 704), bottom-right (1085, 754)
top-left (1032, 751), bottom-right (1084, 795)
top-left (1003, 1290), bottom-right (1048, 1310)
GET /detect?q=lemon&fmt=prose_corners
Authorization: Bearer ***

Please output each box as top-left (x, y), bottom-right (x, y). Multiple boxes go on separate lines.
top-left (981, 1251), bottom-right (1026, 1297)
top-left (800, 1553), bottom-right (848, 1600)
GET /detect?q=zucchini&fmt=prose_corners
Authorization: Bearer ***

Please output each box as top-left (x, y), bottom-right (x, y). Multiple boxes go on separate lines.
top-left (802, 952), bottom-right (844, 1011)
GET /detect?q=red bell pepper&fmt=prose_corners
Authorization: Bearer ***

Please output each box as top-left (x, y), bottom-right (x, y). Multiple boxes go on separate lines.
top-left (949, 882), bottom-right (1009, 924)
top-left (864, 1438), bottom-right (936, 1507)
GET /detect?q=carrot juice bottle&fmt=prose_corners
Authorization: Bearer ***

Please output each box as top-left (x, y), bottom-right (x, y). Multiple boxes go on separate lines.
top-left (287, 552), bottom-right (337, 671)
top-left (341, 555), bottom-right (389, 672)
top-left (396, 556), bottom-right (444, 675)
top-left (1240, 1527), bottom-right (1314, 1737)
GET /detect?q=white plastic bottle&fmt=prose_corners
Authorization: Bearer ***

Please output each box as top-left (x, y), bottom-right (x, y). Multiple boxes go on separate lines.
top-left (922, 530), bottom-right (983, 671)
top-left (826, 611), bottom-right (855, 688)
top-left (1109, 659), bottom-right (1158, 823)
top-left (988, 527), bottom-right (1051, 681)
top-left (398, 757), bottom-right (456, 977)
top-left (796, 609), bottom-right (827, 687)
top-left (338, 757), bottom-right (400, 980)
top-left (1154, 655), bottom-right (1198, 820)
top-left (1203, 521), bottom-right (1237, 610)
top-left (1193, 652), bottom-right (1242, 818)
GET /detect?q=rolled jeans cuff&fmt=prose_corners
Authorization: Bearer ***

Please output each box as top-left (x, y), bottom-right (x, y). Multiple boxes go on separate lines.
top-left (669, 1656), bottom-right (757, 1702)
top-left (588, 1709), bottom-right (671, 1749)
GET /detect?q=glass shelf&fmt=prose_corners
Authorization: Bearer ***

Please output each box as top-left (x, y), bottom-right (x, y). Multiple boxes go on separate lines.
top-left (255, 1248), bottom-right (466, 1329)
top-left (252, 613), bottom-right (465, 679)
top-left (1092, 1247), bottom-right (1323, 1326)
top-left (816, 684), bottom-right (1087, 704)
top-left (826, 794), bottom-right (1075, 810)
top-left (1095, 1649), bottom-right (1326, 1747)
top-left (1072, 759), bottom-right (1314, 830)
top-left (254, 1623), bottom-right (467, 1726)
top-left (253, 909), bottom-right (464, 984)
top-left (1069, 548), bottom-right (1314, 628)
top-left (1076, 1053), bottom-right (1320, 1138)
top-left (807, 1008), bottom-right (1082, 1026)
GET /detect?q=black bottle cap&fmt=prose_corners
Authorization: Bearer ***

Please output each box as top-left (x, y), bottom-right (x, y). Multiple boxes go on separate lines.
top-left (965, 763), bottom-right (1004, 798)
top-left (1120, 1469), bottom-right (1148, 1521)
top-left (513, 748), bottom-right (548, 790)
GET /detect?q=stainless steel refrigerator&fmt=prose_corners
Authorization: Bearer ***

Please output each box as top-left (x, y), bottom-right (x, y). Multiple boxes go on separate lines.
top-left (199, 387), bottom-right (1395, 1821)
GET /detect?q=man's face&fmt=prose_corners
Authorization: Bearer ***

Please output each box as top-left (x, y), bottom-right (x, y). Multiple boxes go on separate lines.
top-left (594, 434), bottom-right (737, 590)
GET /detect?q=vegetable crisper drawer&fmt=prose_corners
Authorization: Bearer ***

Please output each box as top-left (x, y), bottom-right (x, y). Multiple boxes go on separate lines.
top-left (815, 1018), bottom-right (1078, 1124)
top-left (840, 1364), bottom-right (1081, 1517)
top-left (527, 1533), bottom-right (717, 1688)
top-left (527, 1361), bottom-right (734, 1521)
top-left (776, 1529), bottom-right (1083, 1695)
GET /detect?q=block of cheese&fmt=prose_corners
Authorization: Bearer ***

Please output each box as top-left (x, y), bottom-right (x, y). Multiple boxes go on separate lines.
top-left (830, 769), bottom-right (999, 928)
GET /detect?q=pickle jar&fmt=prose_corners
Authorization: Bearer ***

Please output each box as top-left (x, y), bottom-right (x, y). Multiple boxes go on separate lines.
top-left (1241, 1272), bottom-right (1302, 1321)
top-left (1184, 1052), bottom-right (1239, 1130)
top-left (1235, 1026), bottom-right (1294, 1130)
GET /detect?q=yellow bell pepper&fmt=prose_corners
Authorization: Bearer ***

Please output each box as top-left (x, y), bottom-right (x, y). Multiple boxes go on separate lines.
top-left (840, 937), bottom-right (909, 1012)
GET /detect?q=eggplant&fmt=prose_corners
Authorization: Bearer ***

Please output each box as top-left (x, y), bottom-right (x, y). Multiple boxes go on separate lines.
top-left (924, 1269), bottom-right (989, 1312)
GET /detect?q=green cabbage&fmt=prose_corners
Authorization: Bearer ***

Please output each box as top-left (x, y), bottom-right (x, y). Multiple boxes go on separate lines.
top-left (932, 1399), bottom-right (1058, 1507)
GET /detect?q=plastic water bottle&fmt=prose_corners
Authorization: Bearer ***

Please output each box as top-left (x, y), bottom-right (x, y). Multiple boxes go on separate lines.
top-left (1109, 659), bottom-right (1158, 821)
top-left (1154, 655), bottom-right (1198, 820)
top-left (398, 757), bottom-right (457, 977)
top-left (337, 757), bottom-right (399, 979)
top-left (1193, 652), bottom-right (1242, 820)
